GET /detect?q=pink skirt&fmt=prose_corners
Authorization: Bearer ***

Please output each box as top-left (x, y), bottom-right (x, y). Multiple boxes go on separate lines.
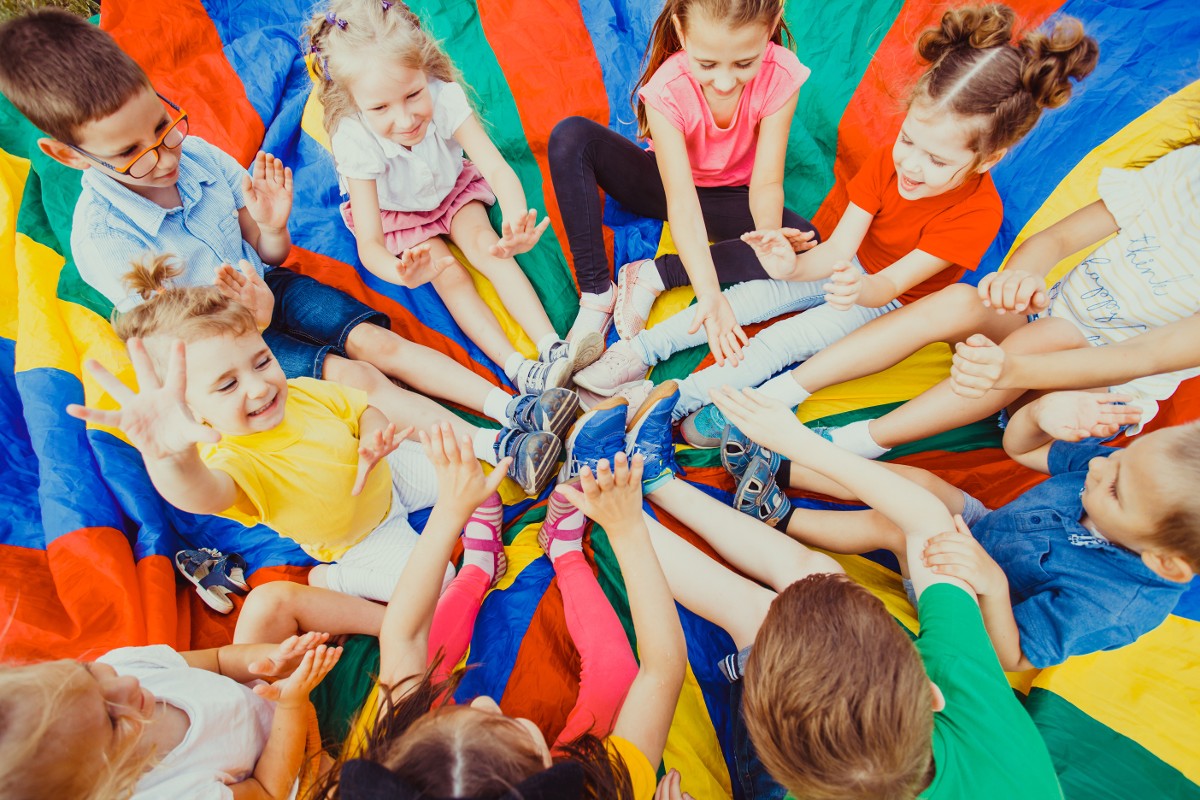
top-left (340, 162), bottom-right (497, 254)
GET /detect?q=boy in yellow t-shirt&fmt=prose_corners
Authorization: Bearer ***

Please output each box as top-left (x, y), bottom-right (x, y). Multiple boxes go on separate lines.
top-left (68, 278), bottom-right (454, 602)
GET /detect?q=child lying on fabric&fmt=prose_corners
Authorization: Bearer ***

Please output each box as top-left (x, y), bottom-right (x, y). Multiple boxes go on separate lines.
top-left (0, 633), bottom-right (340, 799)
top-left (710, 386), bottom-right (1062, 799)
top-left (719, 388), bottom-right (1197, 670)
top-left (67, 266), bottom-right (458, 604)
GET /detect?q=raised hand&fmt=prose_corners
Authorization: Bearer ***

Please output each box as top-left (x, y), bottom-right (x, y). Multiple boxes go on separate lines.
top-left (253, 644), bottom-right (342, 709)
top-left (710, 386), bottom-right (809, 456)
top-left (950, 333), bottom-right (1005, 398)
top-left (688, 291), bottom-right (748, 367)
top-left (214, 259), bottom-right (275, 329)
top-left (654, 768), bottom-right (696, 800)
top-left (247, 632), bottom-right (332, 680)
top-left (67, 338), bottom-right (220, 458)
top-left (1032, 391), bottom-right (1143, 442)
top-left (823, 260), bottom-right (862, 311)
top-left (977, 269), bottom-right (1048, 315)
top-left (420, 422), bottom-right (510, 522)
top-left (395, 244), bottom-right (456, 288)
top-left (557, 452), bottom-right (644, 534)
top-left (242, 151), bottom-right (293, 233)
top-left (779, 226), bottom-right (818, 255)
top-left (490, 209), bottom-right (551, 259)
top-left (353, 422), bottom-right (411, 496)
top-left (741, 229), bottom-right (798, 280)
top-left (922, 516), bottom-right (1007, 597)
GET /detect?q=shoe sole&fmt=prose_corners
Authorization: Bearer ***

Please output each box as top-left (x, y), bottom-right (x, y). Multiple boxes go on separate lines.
top-left (539, 388), bottom-right (581, 442)
top-left (544, 356), bottom-right (573, 390)
top-left (680, 407), bottom-right (722, 449)
top-left (512, 432), bottom-right (563, 496)
top-left (626, 379), bottom-right (679, 434)
top-left (557, 396), bottom-right (629, 482)
top-left (174, 556), bottom-right (235, 614)
top-left (568, 330), bottom-right (605, 374)
top-left (615, 260), bottom-right (655, 340)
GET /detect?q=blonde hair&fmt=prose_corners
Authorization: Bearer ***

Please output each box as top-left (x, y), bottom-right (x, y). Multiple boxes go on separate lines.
top-left (113, 253), bottom-right (257, 349)
top-left (632, 0), bottom-right (792, 137)
top-left (743, 576), bottom-right (934, 799)
top-left (1150, 422), bottom-right (1200, 573)
top-left (0, 660), bottom-right (153, 799)
top-left (910, 4), bottom-right (1098, 161)
top-left (304, 0), bottom-right (459, 136)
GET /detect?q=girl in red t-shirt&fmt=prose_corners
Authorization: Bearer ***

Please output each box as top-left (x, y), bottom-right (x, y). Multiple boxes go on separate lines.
top-left (581, 5), bottom-right (1097, 450)
top-left (549, 0), bottom-right (816, 366)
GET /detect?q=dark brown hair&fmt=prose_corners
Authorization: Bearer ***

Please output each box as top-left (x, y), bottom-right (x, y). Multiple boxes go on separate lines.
top-left (308, 656), bottom-right (635, 799)
top-left (911, 4), bottom-right (1098, 160)
top-left (743, 575), bottom-right (934, 800)
top-left (0, 8), bottom-right (150, 144)
top-left (632, 0), bottom-right (792, 137)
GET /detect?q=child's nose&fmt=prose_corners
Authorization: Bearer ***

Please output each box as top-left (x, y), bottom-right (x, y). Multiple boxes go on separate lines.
top-left (713, 71), bottom-right (737, 92)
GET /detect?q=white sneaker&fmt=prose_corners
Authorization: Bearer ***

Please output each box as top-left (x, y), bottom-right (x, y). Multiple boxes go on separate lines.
top-left (572, 340), bottom-right (650, 395)
top-left (541, 332), bottom-right (605, 375)
top-left (568, 283), bottom-right (615, 344)
top-left (614, 259), bottom-right (661, 339)
top-left (514, 357), bottom-right (572, 394)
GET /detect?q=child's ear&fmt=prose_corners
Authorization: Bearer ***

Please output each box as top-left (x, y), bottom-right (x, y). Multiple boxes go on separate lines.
top-left (975, 147), bottom-right (1008, 174)
top-left (38, 137), bottom-right (91, 171)
top-left (1142, 550), bottom-right (1195, 583)
top-left (929, 681), bottom-right (946, 713)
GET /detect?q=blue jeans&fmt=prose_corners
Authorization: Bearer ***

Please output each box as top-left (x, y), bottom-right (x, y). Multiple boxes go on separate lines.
top-left (729, 680), bottom-right (789, 800)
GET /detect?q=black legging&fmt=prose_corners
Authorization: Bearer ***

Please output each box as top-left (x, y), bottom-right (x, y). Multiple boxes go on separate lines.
top-left (548, 115), bottom-right (819, 295)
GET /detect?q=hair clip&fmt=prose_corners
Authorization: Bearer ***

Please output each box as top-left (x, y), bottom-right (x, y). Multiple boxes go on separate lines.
top-left (325, 11), bottom-right (348, 29)
top-left (381, 0), bottom-right (393, 9)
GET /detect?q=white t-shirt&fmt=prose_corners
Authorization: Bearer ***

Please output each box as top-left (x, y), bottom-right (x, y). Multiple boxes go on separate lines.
top-left (1046, 145), bottom-right (1200, 429)
top-left (98, 645), bottom-right (277, 800)
top-left (330, 78), bottom-right (474, 212)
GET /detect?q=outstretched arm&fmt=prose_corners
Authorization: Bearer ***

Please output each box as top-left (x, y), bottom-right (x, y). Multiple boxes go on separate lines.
top-left (1002, 391), bottom-right (1142, 473)
top-left (559, 455), bottom-right (686, 769)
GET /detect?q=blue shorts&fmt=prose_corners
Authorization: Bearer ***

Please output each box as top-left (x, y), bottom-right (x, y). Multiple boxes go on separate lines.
top-left (262, 267), bottom-right (390, 379)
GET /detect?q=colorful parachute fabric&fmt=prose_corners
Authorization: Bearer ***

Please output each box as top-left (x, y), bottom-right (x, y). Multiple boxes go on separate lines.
top-left (0, 0), bottom-right (1197, 797)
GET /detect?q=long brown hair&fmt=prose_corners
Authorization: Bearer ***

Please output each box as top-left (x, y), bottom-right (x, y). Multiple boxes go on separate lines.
top-left (308, 656), bottom-right (635, 799)
top-left (304, 0), bottom-right (459, 137)
top-left (743, 575), bottom-right (934, 800)
top-left (911, 4), bottom-right (1098, 161)
top-left (632, 0), bottom-right (793, 137)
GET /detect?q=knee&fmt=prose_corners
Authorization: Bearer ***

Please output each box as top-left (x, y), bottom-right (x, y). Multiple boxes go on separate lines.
top-left (237, 581), bottom-right (303, 633)
top-left (435, 260), bottom-right (475, 293)
top-left (1002, 317), bottom-right (1088, 354)
top-left (346, 322), bottom-right (405, 363)
top-left (548, 116), bottom-right (597, 163)
top-left (324, 355), bottom-right (389, 393)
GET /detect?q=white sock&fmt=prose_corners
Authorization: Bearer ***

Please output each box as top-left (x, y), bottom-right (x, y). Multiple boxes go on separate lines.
top-left (503, 352), bottom-right (525, 381)
top-left (484, 388), bottom-right (514, 425)
top-left (757, 373), bottom-right (812, 408)
top-left (536, 333), bottom-right (560, 356)
top-left (472, 428), bottom-right (501, 464)
top-left (574, 285), bottom-right (615, 333)
top-left (637, 259), bottom-right (665, 292)
top-left (463, 521), bottom-right (498, 578)
top-left (830, 420), bottom-right (889, 459)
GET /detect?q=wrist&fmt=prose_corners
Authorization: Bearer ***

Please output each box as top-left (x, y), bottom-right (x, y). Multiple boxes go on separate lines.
top-left (257, 223), bottom-right (287, 237)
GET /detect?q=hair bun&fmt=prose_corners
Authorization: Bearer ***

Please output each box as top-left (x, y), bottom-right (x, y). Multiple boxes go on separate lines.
top-left (1019, 18), bottom-right (1099, 109)
top-left (917, 4), bottom-right (1017, 64)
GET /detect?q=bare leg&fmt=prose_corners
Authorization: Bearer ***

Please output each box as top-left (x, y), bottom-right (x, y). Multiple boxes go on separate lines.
top-left (867, 316), bottom-right (1089, 448)
top-left (450, 201), bottom-right (557, 342)
top-left (426, 236), bottom-right (519, 367)
top-left (232, 581), bottom-right (386, 643)
top-left (785, 460), bottom-right (969, 513)
top-left (788, 283), bottom-right (1025, 393)
top-left (343, 322), bottom-right (502, 415)
top-left (322, 354), bottom-right (477, 440)
top-left (648, 478), bottom-right (841, 589)
top-left (781, 506), bottom-right (907, 558)
top-left (644, 514), bottom-right (774, 649)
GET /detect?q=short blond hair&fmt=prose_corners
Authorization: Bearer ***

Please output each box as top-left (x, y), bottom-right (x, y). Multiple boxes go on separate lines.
top-left (743, 576), bottom-right (934, 799)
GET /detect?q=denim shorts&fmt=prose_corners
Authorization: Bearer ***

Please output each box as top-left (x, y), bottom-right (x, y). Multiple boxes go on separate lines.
top-left (262, 266), bottom-right (390, 379)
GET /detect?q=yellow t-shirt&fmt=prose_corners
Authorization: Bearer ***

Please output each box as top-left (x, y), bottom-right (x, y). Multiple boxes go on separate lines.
top-left (606, 736), bottom-right (657, 799)
top-left (199, 377), bottom-right (392, 561)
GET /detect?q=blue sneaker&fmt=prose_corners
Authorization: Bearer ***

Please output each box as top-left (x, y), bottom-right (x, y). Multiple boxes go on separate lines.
top-left (734, 455), bottom-right (792, 528)
top-left (720, 424), bottom-right (780, 480)
top-left (626, 380), bottom-right (680, 492)
top-left (494, 428), bottom-right (561, 497)
top-left (558, 396), bottom-right (629, 482)
top-left (680, 402), bottom-right (727, 448)
top-left (507, 387), bottom-right (579, 442)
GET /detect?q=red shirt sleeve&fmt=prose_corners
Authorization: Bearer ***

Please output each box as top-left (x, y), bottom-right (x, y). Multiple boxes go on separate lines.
top-left (846, 146), bottom-right (889, 216)
top-left (916, 178), bottom-right (1004, 271)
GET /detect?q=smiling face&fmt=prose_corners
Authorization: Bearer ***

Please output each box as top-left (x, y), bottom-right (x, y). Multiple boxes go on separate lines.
top-left (348, 58), bottom-right (434, 148)
top-left (176, 330), bottom-right (288, 436)
top-left (62, 86), bottom-right (184, 195)
top-left (1079, 430), bottom-right (1179, 553)
top-left (675, 9), bottom-right (773, 106)
top-left (892, 103), bottom-right (1002, 200)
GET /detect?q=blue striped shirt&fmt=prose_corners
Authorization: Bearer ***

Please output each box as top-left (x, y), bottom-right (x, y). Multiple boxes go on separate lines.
top-left (71, 136), bottom-right (268, 312)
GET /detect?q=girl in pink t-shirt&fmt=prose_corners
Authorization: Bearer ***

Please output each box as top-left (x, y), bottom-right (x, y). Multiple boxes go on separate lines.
top-left (548, 0), bottom-right (813, 364)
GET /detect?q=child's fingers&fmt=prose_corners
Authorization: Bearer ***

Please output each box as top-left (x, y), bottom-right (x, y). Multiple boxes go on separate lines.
top-left (610, 451), bottom-right (630, 485)
top-left (483, 457), bottom-right (511, 493)
top-left (627, 452), bottom-right (645, 484)
top-left (253, 683), bottom-right (281, 701)
top-left (66, 403), bottom-right (120, 427)
top-left (126, 338), bottom-right (166, 392)
top-left (557, 481), bottom-right (586, 512)
top-left (532, 216), bottom-right (551, 237)
top-left (283, 165), bottom-right (294, 193)
top-left (87, 356), bottom-right (137, 404)
top-left (592, 458), bottom-right (614, 490)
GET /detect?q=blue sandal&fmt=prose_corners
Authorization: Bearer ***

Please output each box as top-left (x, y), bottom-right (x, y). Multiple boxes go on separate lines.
top-left (720, 423), bottom-right (780, 480)
top-left (734, 456), bottom-right (792, 528)
top-left (175, 549), bottom-right (249, 614)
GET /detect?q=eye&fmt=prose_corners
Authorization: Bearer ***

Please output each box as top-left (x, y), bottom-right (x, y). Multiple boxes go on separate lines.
top-left (930, 157), bottom-right (947, 168)
top-left (369, 105), bottom-right (386, 113)
top-left (899, 135), bottom-right (912, 146)
top-left (697, 62), bottom-right (716, 70)
top-left (255, 355), bottom-right (273, 370)
top-left (407, 89), bottom-right (422, 100)
top-left (218, 379), bottom-right (237, 392)
top-left (735, 60), bottom-right (756, 69)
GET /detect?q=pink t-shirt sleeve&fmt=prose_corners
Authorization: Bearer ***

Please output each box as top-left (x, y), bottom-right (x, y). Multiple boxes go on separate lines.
top-left (638, 52), bottom-right (691, 132)
top-left (755, 44), bottom-right (809, 118)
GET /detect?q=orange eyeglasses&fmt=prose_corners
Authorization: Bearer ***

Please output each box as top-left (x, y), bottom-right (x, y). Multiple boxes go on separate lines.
top-left (69, 93), bottom-right (189, 179)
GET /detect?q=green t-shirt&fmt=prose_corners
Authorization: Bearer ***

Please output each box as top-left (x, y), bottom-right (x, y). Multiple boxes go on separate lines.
top-left (917, 583), bottom-right (1061, 799)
